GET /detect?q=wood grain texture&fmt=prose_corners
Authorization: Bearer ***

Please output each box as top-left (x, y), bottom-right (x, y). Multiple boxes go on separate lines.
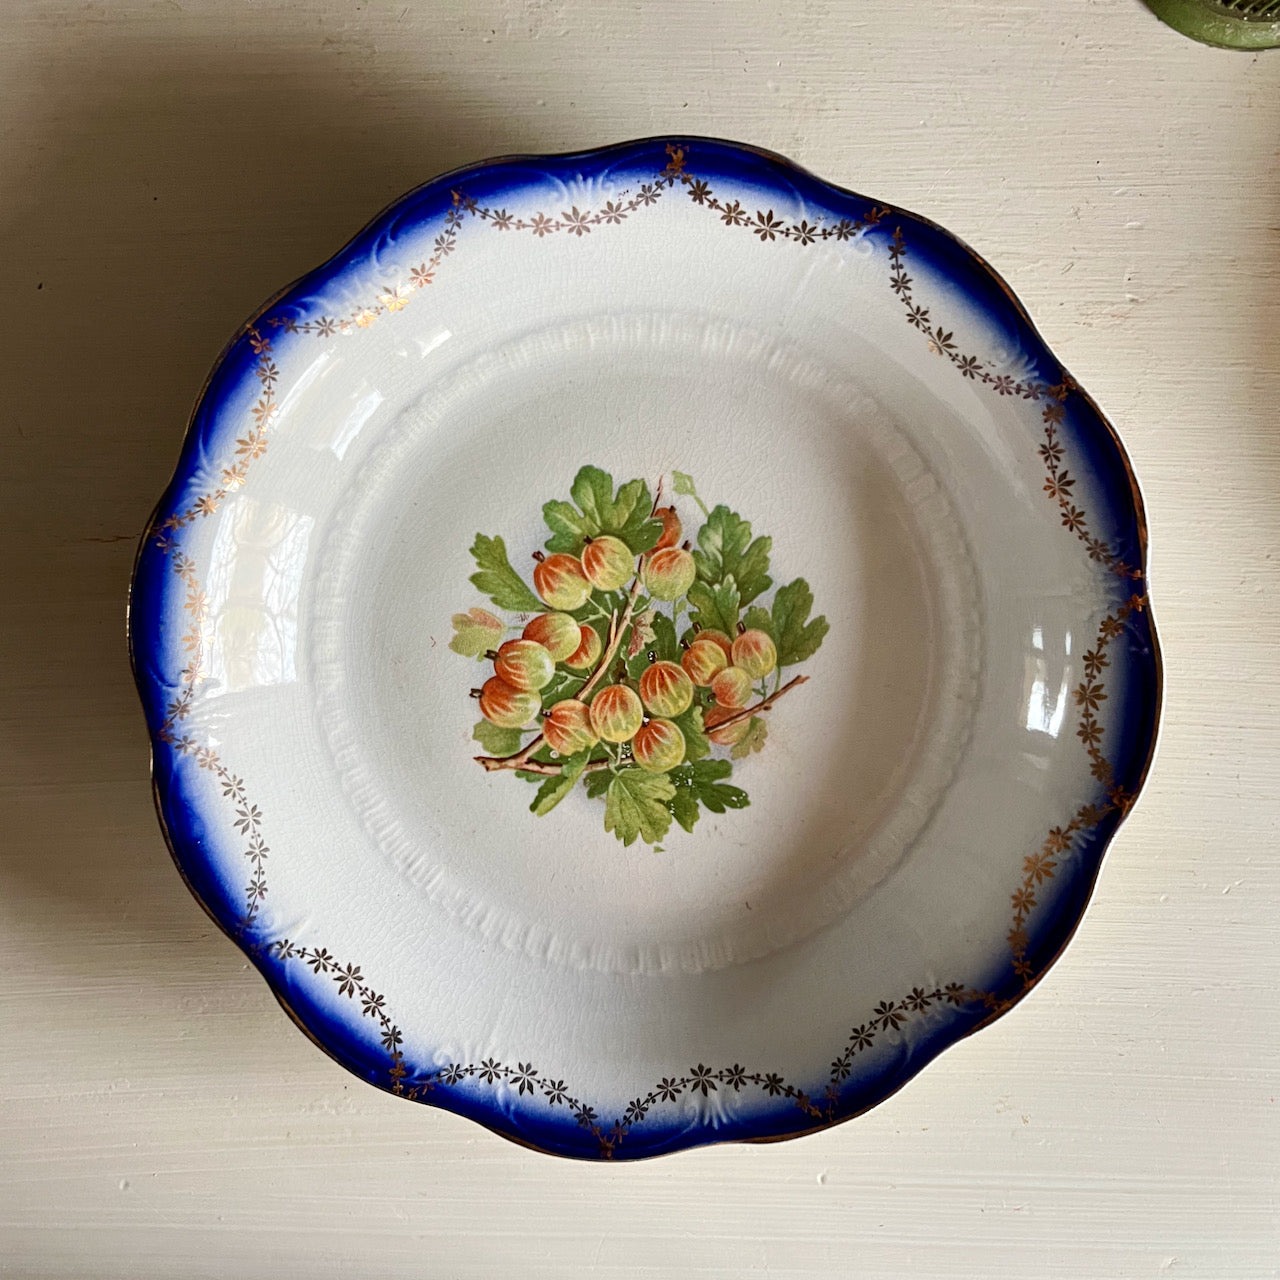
top-left (0, 0), bottom-right (1277, 1275)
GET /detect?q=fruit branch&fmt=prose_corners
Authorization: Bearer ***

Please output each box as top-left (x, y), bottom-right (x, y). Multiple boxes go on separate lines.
top-left (475, 727), bottom-right (548, 772)
top-left (707, 673), bottom-right (809, 733)
top-left (474, 567), bottom-right (645, 773)
top-left (506, 758), bottom-right (612, 778)
top-left (576, 570), bottom-right (645, 702)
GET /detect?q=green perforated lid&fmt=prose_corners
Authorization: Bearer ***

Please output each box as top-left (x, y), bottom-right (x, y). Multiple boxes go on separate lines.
top-left (1146, 0), bottom-right (1280, 47)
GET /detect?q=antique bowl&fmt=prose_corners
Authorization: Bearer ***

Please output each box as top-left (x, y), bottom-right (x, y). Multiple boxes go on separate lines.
top-left (130, 137), bottom-right (1161, 1159)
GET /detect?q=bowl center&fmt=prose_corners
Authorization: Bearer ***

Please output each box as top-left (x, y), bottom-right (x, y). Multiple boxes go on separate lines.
top-left (311, 314), bottom-right (978, 975)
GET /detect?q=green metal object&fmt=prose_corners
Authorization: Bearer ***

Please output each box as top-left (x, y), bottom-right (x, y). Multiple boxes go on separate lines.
top-left (1145, 0), bottom-right (1280, 48)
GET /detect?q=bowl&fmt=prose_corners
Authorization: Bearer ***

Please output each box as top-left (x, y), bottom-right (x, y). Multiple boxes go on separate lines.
top-left (130, 137), bottom-right (1161, 1159)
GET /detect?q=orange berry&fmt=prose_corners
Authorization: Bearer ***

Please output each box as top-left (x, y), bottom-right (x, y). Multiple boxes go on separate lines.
top-left (533, 554), bottom-right (591, 611)
top-left (731, 629), bottom-right (777, 679)
top-left (493, 639), bottom-right (555, 692)
top-left (654, 506), bottom-right (682, 551)
top-left (644, 547), bottom-right (695, 601)
top-left (695, 629), bottom-right (734, 660)
top-left (523, 612), bottom-right (581, 663)
top-left (581, 535), bottom-right (634, 592)
top-left (638, 660), bottom-right (694, 718)
top-left (564, 625), bottom-right (602, 671)
top-left (682, 638), bottom-right (729, 686)
top-left (542, 699), bottom-right (598, 755)
top-left (479, 676), bottom-right (540, 729)
top-left (711, 666), bottom-right (752, 708)
top-left (589, 685), bottom-right (644, 743)
top-left (705, 704), bottom-right (751, 746)
top-left (632, 718), bottom-right (686, 773)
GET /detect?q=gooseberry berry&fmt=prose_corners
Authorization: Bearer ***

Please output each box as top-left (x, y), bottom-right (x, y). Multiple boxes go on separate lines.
top-left (493, 638), bottom-right (555, 692)
top-left (533, 553), bottom-right (591, 611)
top-left (654, 505), bottom-right (681, 551)
top-left (564, 624), bottom-right (602, 671)
top-left (731, 628), bottom-right (778, 680)
top-left (632, 718), bottom-right (686, 773)
top-left (589, 684), bottom-right (644, 743)
top-left (638, 660), bottom-right (693, 718)
top-left (523, 612), bottom-right (581, 663)
top-left (581, 534), bottom-right (634, 592)
top-left (478, 676), bottom-right (540, 729)
top-left (695, 628), bottom-right (734, 660)
top-left (542, 699), bottom-right (598, 755)
top-left (711, 665), bottom-right (753, 708)
top-left (644, 546), bottom-right (696, 601)
top-left (681, 638), bottom-right (729, 686)
top-left (704, 704), bottom-right (751, 746)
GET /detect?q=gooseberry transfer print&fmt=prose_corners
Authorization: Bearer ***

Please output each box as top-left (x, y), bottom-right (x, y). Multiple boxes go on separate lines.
top-left (453, 467), bottom-right (828, 846)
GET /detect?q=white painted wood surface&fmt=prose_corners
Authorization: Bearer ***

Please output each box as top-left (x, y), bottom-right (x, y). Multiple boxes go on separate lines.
top-left (1, 0), bottom-right (1277, 1274)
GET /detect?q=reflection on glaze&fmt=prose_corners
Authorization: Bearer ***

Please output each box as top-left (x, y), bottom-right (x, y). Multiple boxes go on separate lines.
top-left (415, 327), bottom-right (452, 359)
top-left (329, 384), bottom-right (384, 459)
top-left (1024, 623), bottom-right (1069, 739)
top-left (205, 496), bottom-right (312, 693)
top-left (272, 349), bottom-right (331, 431)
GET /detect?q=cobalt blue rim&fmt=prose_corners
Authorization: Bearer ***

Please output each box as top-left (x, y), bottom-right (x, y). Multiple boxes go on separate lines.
top-left (129, 136), bottom-right (1162, 1161)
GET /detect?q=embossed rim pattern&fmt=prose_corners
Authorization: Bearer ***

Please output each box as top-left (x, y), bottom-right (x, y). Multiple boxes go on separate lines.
top-left (129, 137), bottom-right (1163, 1160)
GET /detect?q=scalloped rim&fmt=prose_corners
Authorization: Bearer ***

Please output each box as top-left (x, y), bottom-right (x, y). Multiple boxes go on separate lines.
top-left (128, 136), bottom-right (1163, 1160)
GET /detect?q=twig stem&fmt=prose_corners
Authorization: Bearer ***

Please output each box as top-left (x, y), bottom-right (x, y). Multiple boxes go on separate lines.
top-left (709, 673), bottom-right (809, 734)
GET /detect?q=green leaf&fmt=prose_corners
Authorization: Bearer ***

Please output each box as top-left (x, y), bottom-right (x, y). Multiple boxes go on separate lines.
top-left (604, 769), bottom-right (675, 846)
top-left (742, 604), bottom-right (772, 636)
top-left (652, 612), bottom-right (680, 661)
top-left (672, 471), bottom-right (708, 516)
top-left (730, 716), bottom-right (768, 759)
top-left (542, 500), bottom-right (594, 552)
top-left (543, 466), bottom-right (663, 555)
top-left (539, 668), bottom-right (586, 711)
top-left (665, 757), bottom-right (749, 832)
top-left (449, 606), bottom-right (505, 658)
top-left (768, 578), bottom-right (830, 666)
top-left (617, 513), bottom-right (664, 556)
top-left (570, 465), bottom-right (617, 531)
top-left (669, 786), bottom-right (701, 833)
top-left (468, 534), bottom-right (542, 612)
top-left (624, 611), bottom-right (680, 680)
top-left (692, 505), bottom-right (772, 605)
top-left (673, 703), bottom-right (710, 762)
top-left (472, 720), bottom-right (524, 756)
top-left (583, 768), bottom-right (612, 800)
top-left (686, 576), bottom-right (741, 636)
top-left (529, 752), bottom-right (589, 816)
top-left (573, 589), bottom-right (623, 622)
